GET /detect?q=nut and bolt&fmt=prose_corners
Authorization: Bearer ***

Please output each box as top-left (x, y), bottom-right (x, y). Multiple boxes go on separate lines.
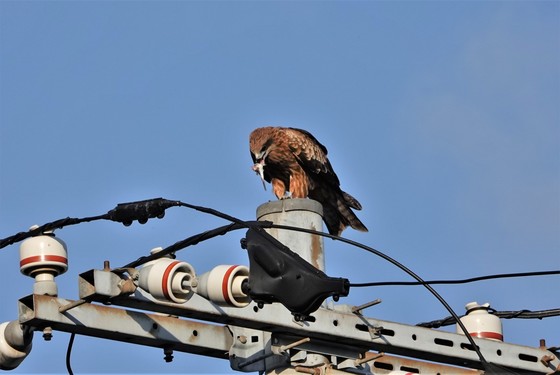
top-left (42, 327), bottom-right (53, 341)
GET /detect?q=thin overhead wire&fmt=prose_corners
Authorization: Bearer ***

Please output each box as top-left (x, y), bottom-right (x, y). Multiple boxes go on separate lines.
top-left (418, 308), bottom-right (560, 328)
top-left (349, 270), bottom-right (560, 287)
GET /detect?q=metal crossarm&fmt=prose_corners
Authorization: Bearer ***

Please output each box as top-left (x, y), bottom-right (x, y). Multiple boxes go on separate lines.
top-left (75, 273), bottom-right (559, 374)
top-left (18, 294), bottom-right (232, 360)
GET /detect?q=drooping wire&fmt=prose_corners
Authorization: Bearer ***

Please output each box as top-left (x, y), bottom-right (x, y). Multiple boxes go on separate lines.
top-left (66, 333), bottom-right (75, 375)
top-left (118, 204), bottom-right (490, 367)
top-left (266, 224), bottom-right (490, 368)
top-left (349, 269), bottom-right (560, 287)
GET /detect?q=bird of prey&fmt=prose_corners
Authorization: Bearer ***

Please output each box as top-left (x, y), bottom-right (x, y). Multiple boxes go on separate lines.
top-left (249, 126), bottom-right (368, 236)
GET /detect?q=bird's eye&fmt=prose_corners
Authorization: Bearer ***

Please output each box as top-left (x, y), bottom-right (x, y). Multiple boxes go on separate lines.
top-left (261, 139), bottom-right (273, 153)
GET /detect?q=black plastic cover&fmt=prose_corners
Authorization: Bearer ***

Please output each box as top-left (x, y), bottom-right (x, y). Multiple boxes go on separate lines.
top-left (243, 228), bottom-right (350, 316)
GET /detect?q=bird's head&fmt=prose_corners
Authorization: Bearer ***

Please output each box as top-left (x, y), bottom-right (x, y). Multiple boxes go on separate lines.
top-left (249, 128), bottom-right (276, 190)
top-left (250, 128), bottom-right (277, 164)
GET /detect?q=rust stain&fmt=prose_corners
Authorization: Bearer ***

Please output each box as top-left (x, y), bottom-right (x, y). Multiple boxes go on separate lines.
top-left (310, 223), bottom-right (323, 271)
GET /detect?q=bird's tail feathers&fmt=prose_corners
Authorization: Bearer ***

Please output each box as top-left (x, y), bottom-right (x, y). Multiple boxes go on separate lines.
top-left (322, 194), bottom-right (368, 236)
top-left (342, 191), bottom-right (363, 210)
top-left (337, 198), bottom-right (368, 234)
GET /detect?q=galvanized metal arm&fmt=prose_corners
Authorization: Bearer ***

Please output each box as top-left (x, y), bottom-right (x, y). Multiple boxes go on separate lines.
top-left (68, 268), bottom-right (560, 375)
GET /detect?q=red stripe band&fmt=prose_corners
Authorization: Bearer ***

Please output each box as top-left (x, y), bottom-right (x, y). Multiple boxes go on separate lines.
top-left (221, 265), bottom-right (238, 306)
top-left (20, 255), bottom-right (68, 267)
top-left (470, 331), bottom-right (503, 341)
top-left (162, 261), bottom-right (181, 301)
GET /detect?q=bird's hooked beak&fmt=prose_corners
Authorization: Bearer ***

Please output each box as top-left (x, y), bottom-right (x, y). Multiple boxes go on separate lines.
top-left (252, 159), bottom-right (267, 191)
top-left (252, 150), bottom-right (268, 191)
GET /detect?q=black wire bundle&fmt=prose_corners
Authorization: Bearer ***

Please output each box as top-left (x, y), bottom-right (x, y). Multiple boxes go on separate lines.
top-left (418, 308), bottom-right (560, 328)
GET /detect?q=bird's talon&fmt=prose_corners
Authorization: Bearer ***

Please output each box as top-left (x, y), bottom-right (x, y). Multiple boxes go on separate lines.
top-left (280, 192), bottom-right (292, 200)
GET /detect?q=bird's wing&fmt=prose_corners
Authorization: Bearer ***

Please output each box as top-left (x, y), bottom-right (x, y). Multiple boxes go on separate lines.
top-left (285, 128), bottom-right (341, 186)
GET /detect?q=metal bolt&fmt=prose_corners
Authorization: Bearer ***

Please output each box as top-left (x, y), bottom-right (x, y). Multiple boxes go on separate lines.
top-left (352, 299), bottom-right (382, 315)
top-left (237, 335), bottom-right (248, 344)
top-left (163, 347), bottom-right (174, 363)
top-left (42, 327), bottom-right (53, 341)
top-left (355, 352), bottom-right (384, 366)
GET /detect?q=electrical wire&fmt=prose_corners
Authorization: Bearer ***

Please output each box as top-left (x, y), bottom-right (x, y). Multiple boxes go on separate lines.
top-left (349, 270), bottom-right (560, 287)
top-left (417, 308), bottom-right (560, 328)
top-left (266, 224), bottom-right (490, 367)
top-left (121, 206), bottom-right (490, 367)
top-left (0, 215), bottom-right (109, 249)
top-left (66, 333), bottom-right (75, 375)
top-left (0, 198), bottom-right (182, 249)
top-left (120, 221), bottom-right (248, 269)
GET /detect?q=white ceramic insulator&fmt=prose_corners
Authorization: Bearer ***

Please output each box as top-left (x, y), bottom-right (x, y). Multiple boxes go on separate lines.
top-left (0, 322), bottom-right (32, 370)
top-left (33, 273), bottom-right (57, 296)
top-left (457, 301), bottom-right (503, 341)
top-left (19, 233), bottom-right (68, 277)
top-left (197, 265), bottom-right (250, 307)
top-left (138, 258), bottom-right (196, 303)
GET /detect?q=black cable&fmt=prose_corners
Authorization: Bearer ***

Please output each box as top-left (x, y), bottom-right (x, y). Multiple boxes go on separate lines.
top-left (0, 198), bottom-right (181, 249)
top-left (66, 333), bottom-right (75, 375)
top-left (497, 308), bottom-right (560, 319)
top-left (418, 308), bottom-right (560, 328)
top-left (0, 215), bottom-right (108, 249)
top-left (120, 222), bottom-right (248, 269)
top-left (176, 201), bottom-right (254, 226)
top-left (119, 200), bottom-right (284, 269)
top-left (350, 270), bottom-right (560, 287)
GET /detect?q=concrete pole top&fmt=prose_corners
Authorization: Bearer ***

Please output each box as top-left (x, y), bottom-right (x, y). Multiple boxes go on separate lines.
top-left (256, 199), bottom-right (323, 220)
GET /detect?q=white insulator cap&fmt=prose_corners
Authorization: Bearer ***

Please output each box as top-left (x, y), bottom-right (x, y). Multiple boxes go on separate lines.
top-left (0, 321), bottom-right (32, 370)
top-left (457, 301), bottom-right (503, 341)
top-left (196, 265), bottom-right (250, 307)
top-left (19, 227), bottom-right (68, 277)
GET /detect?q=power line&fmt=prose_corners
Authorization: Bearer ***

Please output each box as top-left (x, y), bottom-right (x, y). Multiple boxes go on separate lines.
top-left (349, 270), bottom-right (560, 287)
top-left (418, 308), bottom-right (560, 329)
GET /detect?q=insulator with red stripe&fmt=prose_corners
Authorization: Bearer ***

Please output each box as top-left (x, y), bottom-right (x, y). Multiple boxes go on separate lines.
top-left (456, 301), bottom-right (503, 341)
top-left (138, 256), bottom-right (196, 304)
top-left (19, 227), bottom-right (68, 296)
top-left (19, 228), bottom-right (68, 278)
top-left (196, 265), bottom-right (250, 307)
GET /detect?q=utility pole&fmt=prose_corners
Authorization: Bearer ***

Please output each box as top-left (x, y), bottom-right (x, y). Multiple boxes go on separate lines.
top-left (1, 199), bottom-right (558, 374)
top-left (257, 199), bottom-right (325, 271)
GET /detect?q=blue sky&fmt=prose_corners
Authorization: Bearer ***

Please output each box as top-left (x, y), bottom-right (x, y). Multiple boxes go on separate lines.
top-left (0, 1), bottom-right (558, 373)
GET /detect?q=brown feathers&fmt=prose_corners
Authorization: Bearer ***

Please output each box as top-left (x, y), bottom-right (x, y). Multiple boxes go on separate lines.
top-left (249, 126), bottom-right (368, 236)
